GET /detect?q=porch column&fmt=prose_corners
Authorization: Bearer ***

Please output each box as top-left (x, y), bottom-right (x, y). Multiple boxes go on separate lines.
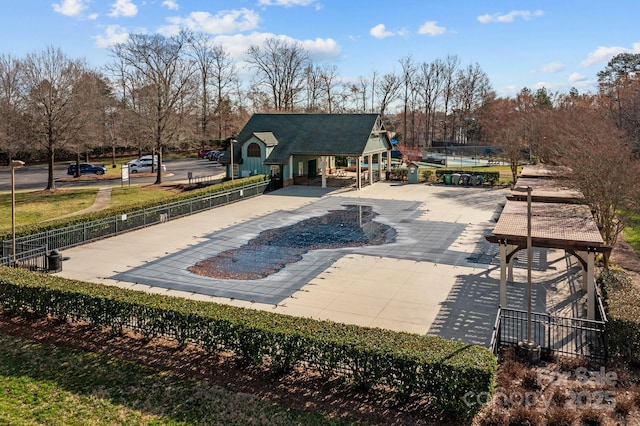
top-left (386, 150), bottom-right (391, 177)
top-left (587, 250), bottom-right (596, 320)
top-left (356, 156), bottom-right (362, 190)
top-left (500, 241), bottom-right (507, 307)
top-left (288, 156), bottom-right (294, 181)
top-left (321, 155), bottom-right (327, 188)
top-left (368, 154), bottom-right (373, 185)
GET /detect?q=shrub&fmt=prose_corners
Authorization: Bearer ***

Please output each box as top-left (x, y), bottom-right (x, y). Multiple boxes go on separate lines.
top-left (544, 406), bottom-right (576, 426)
top-left (0, 266), bottom-right (497, 419)
top-left (579, 407), bottom-right (604, 425)
top-left (598, 267), bottom-right (640, 365)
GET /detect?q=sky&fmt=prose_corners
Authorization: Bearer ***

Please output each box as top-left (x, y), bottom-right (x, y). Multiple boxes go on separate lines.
top-left (1, 0), bottom-right (639, 100)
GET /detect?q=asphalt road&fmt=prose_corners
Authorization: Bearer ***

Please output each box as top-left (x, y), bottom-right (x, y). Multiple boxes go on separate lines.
top-left (0, 157), bottom-right (225, 191)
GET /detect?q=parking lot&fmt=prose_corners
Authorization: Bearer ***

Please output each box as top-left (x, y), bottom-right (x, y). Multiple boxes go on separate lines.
top-left (0, 157), bottom-right (223, 191)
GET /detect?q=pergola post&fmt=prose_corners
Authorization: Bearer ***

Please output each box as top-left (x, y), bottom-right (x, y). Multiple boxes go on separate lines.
top-left (587, 249), bottom-right (596, 320)
top-left (500, 241), bottom-right (507, 307)
top-left (507, 244), bottom-right (515, 283)
top-left (577, 250), bottom-right (588, 292)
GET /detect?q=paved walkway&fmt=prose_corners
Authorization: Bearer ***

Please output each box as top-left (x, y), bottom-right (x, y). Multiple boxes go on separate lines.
top-left (54, 183), bottom-right (587, 346)
top-left (52, 187), bottom-right (112, 220)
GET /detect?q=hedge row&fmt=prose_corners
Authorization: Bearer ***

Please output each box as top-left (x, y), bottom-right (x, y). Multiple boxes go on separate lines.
top-left (0, 266), bottom-right (496, 418)
top-left (598, 267), bottom-right (640, 366)
top-left (0, 175), bottom-right (269, 242)
top-left (434, 170), bottom-right (500, 185)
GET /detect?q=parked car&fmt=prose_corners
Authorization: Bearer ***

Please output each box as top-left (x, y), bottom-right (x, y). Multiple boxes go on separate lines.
top-left (205, 150), bottom-right (222, 161)
top-left (67, 162), bottom-right (107, 176)
top-left (127, 155), bottom-right (160, 173)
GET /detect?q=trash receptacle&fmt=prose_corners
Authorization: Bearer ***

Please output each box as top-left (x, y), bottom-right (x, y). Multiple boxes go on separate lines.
top-left (461, 173), bottom-right (471, 186)
top-left (407, 163), bottom-right (419, 184)
top-left (472, 175), bottom-right (483, 186)
top-left (444, 174), bottom-right (452, 185)
top-left (47, 249), bottom-right (62, 273)
top-left (452, 173), bottom-right (461, 185)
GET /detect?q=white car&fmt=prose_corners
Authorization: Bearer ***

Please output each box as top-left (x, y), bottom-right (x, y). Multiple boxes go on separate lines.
top-left (128, 155), bottom-right (164, 173)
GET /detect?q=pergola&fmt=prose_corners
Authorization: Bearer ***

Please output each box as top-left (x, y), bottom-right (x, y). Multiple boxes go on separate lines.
top-left (486, 189), bottom-right (611, 321)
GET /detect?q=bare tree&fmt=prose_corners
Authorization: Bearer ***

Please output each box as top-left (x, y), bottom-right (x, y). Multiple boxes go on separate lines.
top-left (246, 38), bottom-right (310, 111)
top-left (319, 64), bottom-right (339, 113)
top-left (303, 64), bottom-right (323, 112)
top-left (597, 53), bottom-right (640, 152)
top-left (452, 62), bottom-right (491, 143)
top-left (376, 72), bottom-right (401, 118)
top-left (109, 31), bottom-right (196, 184)
top-left (399, 56), bottom-right (416, 147)
top-left (483, 96), bottom-right (526, 182)
top-left (553, 106), bottom-right (640, 261)
top-left (0, 54), bottom-right (26, 162)
top-left (22, 46), bottom-right (91, 189)
top-left (417, 59), bottom-right (444, 146)
top-left (440, 55), bottom-right (461, 141)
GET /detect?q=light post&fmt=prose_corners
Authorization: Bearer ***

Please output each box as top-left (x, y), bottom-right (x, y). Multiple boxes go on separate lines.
top-left (513, 184), bottom-right (540, 362)
top-left (10, 160), bottom-right (25, 266)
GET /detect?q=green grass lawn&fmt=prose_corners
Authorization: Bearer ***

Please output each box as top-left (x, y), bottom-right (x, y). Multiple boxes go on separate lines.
top-left (624, 211), bottom-right (640, 255)
top-left (0, 333), bottom-right (353, 426)
top-left (0, 186), bottom-right (176, 233)
top-left (0, 188), bottom-right (98, 230)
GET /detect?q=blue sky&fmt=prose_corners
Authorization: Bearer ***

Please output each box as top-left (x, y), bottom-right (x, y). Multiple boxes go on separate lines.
top-left (1, 0), bottom-right (639, 98)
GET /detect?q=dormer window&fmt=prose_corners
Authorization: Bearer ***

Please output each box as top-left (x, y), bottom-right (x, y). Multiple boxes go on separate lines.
top-left (247, 142), bottom-right (261, 157)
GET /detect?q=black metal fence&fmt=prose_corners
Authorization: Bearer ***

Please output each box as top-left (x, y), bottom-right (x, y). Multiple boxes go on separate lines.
top-left (0, 241), bottom-right (48, 271)
top-left (1, 181), bottom-right (270, 268)
top-left (490, 301), bottom-right (608, 363)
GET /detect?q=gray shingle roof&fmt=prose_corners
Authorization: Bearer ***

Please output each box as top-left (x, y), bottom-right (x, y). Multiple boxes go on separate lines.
top-left (235, 113), bottom-right (388, 165)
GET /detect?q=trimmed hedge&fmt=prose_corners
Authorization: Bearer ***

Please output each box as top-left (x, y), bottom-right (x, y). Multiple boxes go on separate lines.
top-left (0, 175), bottom-right (269, 242)
top-left (435, 170), bottom-right (500, 185)
top-left (0, 266), bottom-right (496, 418)
top-left (599, 267), bottom-right (640, 366)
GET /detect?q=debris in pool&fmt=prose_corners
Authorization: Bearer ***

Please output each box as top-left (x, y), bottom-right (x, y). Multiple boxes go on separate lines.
top-left (188, 205), bottom-right (396, 280)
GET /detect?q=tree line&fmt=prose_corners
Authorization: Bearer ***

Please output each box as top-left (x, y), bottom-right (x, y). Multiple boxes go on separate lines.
top-left (0, 31), bottom-right (495, 187)
top-left (1, 30), bottom-right (639, 250)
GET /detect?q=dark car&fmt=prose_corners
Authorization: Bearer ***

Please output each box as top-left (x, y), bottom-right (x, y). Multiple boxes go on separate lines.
top-left (382, 149), bottom-right (403, 159)
top-left (67, 162), bottom-right (107, 176)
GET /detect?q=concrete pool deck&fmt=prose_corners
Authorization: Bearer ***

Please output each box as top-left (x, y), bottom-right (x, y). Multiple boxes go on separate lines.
top-left (54, 182), bottom-right (587, 347)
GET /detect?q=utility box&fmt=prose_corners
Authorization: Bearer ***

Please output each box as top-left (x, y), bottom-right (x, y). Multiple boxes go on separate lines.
top-left (407, 162), bottom-right (419, 184)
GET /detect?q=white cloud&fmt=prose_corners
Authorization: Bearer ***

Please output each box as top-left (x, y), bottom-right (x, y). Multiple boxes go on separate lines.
top-left (568, 72), bottom-right (587, 83)
top-left (109, 0), bottom-right (138, 18)
top-left (206, 32), bottom-right (340, 64)
top-left (93, 24), bottom-right (130, 48)
top-left (581, 42), bottom-right (640, 67)
top-left (370, 24), bottom-right (394, 39)
top-left (162, 0), bottom-right (179, 10)
top-left (301, 37), bottom-right (341, 62)
top-left (477, 10), bottom-right (543, 24)
top-left (158, 8), bottom-right (260, 36)
top-left (532, 62), bottom-right (564, 73)
top-left (418, 21), bottom-right (447, 36)
top-left (88, 13), bottom-right (98, 20)
top-left (52, 0), bottom-right (88, 17)
top-left (257, 0), bottom-right (317, 6)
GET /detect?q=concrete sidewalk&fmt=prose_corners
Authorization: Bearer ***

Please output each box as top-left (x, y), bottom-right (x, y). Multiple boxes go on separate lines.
top-left (54, 182), bottom-right (586, 346)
